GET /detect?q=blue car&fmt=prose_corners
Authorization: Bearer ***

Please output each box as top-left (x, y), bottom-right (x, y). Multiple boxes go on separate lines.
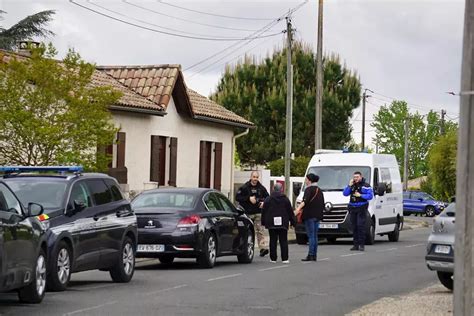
top-left (403, 191), bottom-right (448, 217)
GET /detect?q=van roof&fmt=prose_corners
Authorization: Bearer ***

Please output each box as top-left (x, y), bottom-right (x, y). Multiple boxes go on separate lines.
top-left (308, 153), bottom-right (399, 168)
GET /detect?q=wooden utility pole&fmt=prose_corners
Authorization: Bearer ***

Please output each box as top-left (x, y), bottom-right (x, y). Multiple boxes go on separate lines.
top-left (454, 0), bottom-right (474, 314)
top-left (403, 118), bottom-right (410, 191)
top-left (361, 88), bottom-right (373, 150)
top-left (440, 109), bottom-right (446, 135)
top-left (314, 0), bottom-right (323, 151)
top-left (284, 16), bottom-right (293, 198)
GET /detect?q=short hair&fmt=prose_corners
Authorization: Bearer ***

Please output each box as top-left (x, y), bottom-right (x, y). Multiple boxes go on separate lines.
top-left (273, 182), bottom-right (283, 192)
top-left (354, 171), bottom-right (362, 176)
top-left (250, 170), bottom-right (260, 177)
top-left (306, 173), bottom-right (319, 183)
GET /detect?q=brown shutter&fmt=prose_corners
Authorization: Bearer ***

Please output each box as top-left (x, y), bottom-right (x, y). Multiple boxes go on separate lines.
top-left (117, 132), bottom-right (126, 168)
top-left (168, 137), bottom-right (178, 187)
top-left (150, 136), bottom-right (160, 182)
top-left (199, 141), bottom-right (212, 188)
top-left (213, 142), bottom-right (222, 191)
top-left (158, 137), bottom-right (166, 186)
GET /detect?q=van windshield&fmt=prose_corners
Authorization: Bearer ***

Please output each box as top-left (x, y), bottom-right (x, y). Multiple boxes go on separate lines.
top-left (306, 166), bottom-right (371, 191)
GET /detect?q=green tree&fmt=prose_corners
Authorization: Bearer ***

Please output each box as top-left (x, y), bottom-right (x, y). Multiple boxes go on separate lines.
top-left (211, 42), bottom-right (361, 164)
top-left (0, 10), bottom-right (55, 50)
top-left (371, 101), bottom-right (457, 179)
top-left (0, 43), bottom-right (121, 171)
top-left (268, 156), bottom-right (310, 177)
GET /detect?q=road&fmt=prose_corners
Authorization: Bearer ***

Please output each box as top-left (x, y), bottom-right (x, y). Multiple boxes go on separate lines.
top-left (0, 226), bottom-right (436, 316)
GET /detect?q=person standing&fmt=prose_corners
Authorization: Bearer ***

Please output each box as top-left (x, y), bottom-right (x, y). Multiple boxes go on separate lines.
top-left (295, 173), bottom-right (324, 261)
top-left (236, 171), bottom-right (270, 257)
top-left (343, 171), bottom-right (374, 251)
top-left (261, 183), bottom-right (296, 263)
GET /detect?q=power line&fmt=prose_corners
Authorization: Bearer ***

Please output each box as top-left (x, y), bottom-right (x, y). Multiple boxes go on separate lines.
top-left (156, 0), bottom-right (275, 21)
top-left (69, 0), bottom-right (284, 41)
top-left (122, 0), bottom-right (270, 33)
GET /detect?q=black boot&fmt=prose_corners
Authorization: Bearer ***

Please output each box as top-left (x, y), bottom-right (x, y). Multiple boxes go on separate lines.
top-left (359, 245), bottom-right (365, 251)
top-left (301, 255), bottom-right (313, 262)
top-left (312, 255), bottom-right (317, 261)
top-left (350, 245), bottom-right (359, 251)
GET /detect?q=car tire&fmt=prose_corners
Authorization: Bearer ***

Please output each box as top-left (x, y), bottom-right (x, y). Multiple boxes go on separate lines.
top-left (365, 220), bottom-right (375, 245)
top-left (158, 256), bottom-right (175, 265)
top-left (437, 271), bottom-right (453, 291)
top-left (296, 234), bottom-right (308, 245)
top-left (197, 233), bottom-right (217, 269)
top-left (425, 206), bottom-right (436, 217)
top-left (326, 237), bottom-right (337, 244)
top-left (18, 248), bottom-right (47, 303)
top-left (388, 220), bottom-right (400, 242)
top-left (110, 237), bottom-right (135, 283)
top-left (237, 229), bottom-right (254, 264)
top-left (47, 241), bottom-right (72, 292)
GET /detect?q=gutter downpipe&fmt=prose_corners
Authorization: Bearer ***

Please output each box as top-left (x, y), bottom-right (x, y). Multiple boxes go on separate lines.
top-left (230, 128), bottom-right (249, 202)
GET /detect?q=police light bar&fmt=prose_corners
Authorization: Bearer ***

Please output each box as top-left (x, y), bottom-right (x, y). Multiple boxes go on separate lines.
top-left (0, 166), bottom-right (83, 173)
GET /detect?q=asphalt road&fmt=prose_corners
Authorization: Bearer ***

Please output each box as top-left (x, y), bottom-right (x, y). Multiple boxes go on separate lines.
top-left (0, 226), bottom-right (436, 316)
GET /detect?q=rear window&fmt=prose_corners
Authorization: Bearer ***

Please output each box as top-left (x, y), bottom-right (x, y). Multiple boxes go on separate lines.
top-left (132, 192), bottom-right (196, 210)
top-left (5, 178), bottom-right (67, 212)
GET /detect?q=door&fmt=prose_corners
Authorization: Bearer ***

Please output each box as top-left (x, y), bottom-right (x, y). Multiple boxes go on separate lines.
top-left (215, 193), bottom-right (241, 252)
top-left (203, 192), bottom-right (234, 253)
top-left (410, 192), bottom-right (426, 213)
top-left (372, 168), bottom-right (385, 227)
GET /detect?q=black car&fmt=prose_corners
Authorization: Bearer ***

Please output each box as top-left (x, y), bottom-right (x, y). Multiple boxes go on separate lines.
top-left (132, 188), bottom-right (255, 268)
top-left (0, 180), bottom-right (47, 303)
top-left (2, 166), bottom-right (137, 291)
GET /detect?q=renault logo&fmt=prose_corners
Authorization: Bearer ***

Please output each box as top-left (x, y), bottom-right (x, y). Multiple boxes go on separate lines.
top-left (148, 220), bottom-right (153, 226)
top-left (325, 202), bottom-right (333, 212)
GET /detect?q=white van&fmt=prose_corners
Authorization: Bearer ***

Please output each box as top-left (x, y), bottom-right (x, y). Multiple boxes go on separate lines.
top-left (295, 151), bottom-right (403, 245)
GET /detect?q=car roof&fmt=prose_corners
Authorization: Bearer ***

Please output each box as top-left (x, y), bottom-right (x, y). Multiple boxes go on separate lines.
top-left (2, 172), bottom-right (114, 181)
top-left (138, 187), bottom-right (216, 196)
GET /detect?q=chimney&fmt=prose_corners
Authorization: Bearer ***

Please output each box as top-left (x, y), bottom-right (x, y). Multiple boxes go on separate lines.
top-left (17, 41), bottom-right (40, 57)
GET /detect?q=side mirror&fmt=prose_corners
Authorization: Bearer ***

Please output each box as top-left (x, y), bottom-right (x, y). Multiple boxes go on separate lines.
top-left (293, 182), bottom-right (302, 197)
top-left (28, 203), bottom-right (44, 217)
top-left (74, 200), bottom-right (86, 212)
top-left (236, 205), bottom-right (246, 215)
top-left (376, 183), bottom-right (386, 197)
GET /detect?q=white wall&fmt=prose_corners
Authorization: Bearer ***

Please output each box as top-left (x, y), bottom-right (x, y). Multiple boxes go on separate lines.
top-left (111, 97), bottom-right (235, 196)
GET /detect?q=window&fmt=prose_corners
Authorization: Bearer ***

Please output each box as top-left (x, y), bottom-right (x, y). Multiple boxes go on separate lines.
top-left (131, 192), bottom-right (196, 209)
top-left (306, 166), bottom-right (371, 191)
top-left (69, 181), bottom-right (93, 208)
top-left (105, 179), bottom-right (123, 201)
top-left (403, 192), bottom-right (410, 199)
top-left (215, 194), bottom-right (235, 213)
top-left (86, 179), bottom-right (113, 205)
top-left (150, 136), bottom-right (178, 186)
top-left (380, 168), bottom-right (392, 193)
top-left (0, 183), bottom-right (22, 214)
top-left (204, 193), bottom-right (221, 211)
top-left (199, 141), bottom-right (223, 190)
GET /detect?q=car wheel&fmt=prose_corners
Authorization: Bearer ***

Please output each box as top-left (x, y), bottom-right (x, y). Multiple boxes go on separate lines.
top-left (47, 241), bottom-right (72, 292)
top-left (158, 256), bottom-right (175, 265)
top-left (425, 206), bottom-right (436, 217)
top-left (296, 234), bottom-right (308, 245)
top-left (437, 271), bottom-right (453, 291)
top-left (18, 248), bottom-right (47, 303)
top-left (365, 220), bottom-right (375, 245)
top-left (326, 237), bottom-right (337, 244)
top-left (110, 237), bottom-right (135, 283)
top-left (238, 229), bottom-right (254, 264)
top-left (388, 220), bottom-right (400, 242)
top-left (197, 233), bottom-right (217, 268)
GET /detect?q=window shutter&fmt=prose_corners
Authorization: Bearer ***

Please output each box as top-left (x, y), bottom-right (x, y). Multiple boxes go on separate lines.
top-left (168, 137), bottom-right (178, 187)
top-left (117, 132), bottom-right (126, 168)
top-left (199, 141), bottom-right (212, 188)
top-left (150, 136), bottom-right (160, 182)
top-left (213, 142), bottom-right (223, 191)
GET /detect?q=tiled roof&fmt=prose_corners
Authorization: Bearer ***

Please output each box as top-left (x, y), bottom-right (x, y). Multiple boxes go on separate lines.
top-left (187, 88), bottom-right (254, 127)
top-left (97, 65), bottom-right (180, 109)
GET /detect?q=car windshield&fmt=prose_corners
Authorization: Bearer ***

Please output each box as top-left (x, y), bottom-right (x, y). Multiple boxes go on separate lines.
top-left (306, 166), bottom-right (371, 191)
top-left (421, 193), bottom-right (436, 200)
top-left (6, 178), bottom-right (67, 212)
top-left (132, 192), bottom-right (196, 211)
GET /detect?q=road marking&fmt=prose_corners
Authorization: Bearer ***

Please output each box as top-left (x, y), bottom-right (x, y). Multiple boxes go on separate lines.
top-left (319, 257), bottom-right (330, 261)
top-left (63, 300), bottom-right (117, 315)
top-left (405, 243), bottom-right (425, 248)
top-left (259, 265), bottom-right (289, 272)
top-left (340, 253), bottom-right (364, 257)
top-left (75, 284), bottom-right (116, 291)
top-left (376, 247), bottom-right (398, 252)
top-left (248, 306), bottom-right (275, 310)
top-left (207, 273), bottom-right (242, 282)
top-left (144, 284), bottom-right (188, 296)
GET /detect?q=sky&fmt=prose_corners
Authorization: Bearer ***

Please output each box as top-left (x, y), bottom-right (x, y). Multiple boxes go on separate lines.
top-left (0, 0), bottom-right (465, 149)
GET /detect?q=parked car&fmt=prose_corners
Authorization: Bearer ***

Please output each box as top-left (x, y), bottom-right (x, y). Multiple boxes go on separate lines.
top-left (132, 188), bottom-right (254, 268)
top-left (0, 180), bottom-right (47, 303)
top-left (425, 203), bottom-right (455, 290)
top-left (403, 191), bottom-right (448, 217)
top-left (1, 166), bottom-right (137, 292)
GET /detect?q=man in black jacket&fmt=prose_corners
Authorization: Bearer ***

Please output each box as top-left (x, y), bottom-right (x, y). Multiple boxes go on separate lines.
top-left (261, 183), bottom-right (296, 263)
top-left (236, 171), bottom-right (269, 257)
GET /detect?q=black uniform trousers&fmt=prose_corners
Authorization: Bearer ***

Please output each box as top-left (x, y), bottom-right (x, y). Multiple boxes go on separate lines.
top-left (349, 204), bottom-right (369, 246)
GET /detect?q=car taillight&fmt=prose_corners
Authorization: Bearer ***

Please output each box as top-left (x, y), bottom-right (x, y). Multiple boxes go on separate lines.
top-left (177, 215), bottom-right (201, 228)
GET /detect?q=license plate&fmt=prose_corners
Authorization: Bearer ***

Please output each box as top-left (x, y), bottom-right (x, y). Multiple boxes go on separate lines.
top-left (320, 223), bottom-right (338, 229)
top-left (435, 245), bottom-right (451, 254)
top-left (137, 244), bottom-right (165, 253)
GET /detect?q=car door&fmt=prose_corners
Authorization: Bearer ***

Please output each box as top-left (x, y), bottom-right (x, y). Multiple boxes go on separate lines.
top-left (411, 192), bottom-right (425, 213)
top-left (373, 168), bottom-right (385, 221)
top-left (203, 192), bottom-right (233, 253)
top-left (215, 193), bottom-right (242, 253)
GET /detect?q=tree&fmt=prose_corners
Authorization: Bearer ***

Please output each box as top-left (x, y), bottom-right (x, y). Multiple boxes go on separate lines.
top-left (0, 10), bottom-right (55, 50)
top-left (371, 101), bottom-right (457, 179)
top-left (0, 43), bottom-right (121, 171)
top-left (268, 156), bottom-right (310, 177)
top-left (211, 42), bottom-right (361, 164)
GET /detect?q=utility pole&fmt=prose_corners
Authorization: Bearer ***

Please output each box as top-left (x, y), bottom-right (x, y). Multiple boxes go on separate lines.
top-left (454, 0), bottom-right (474, 314)
top-left (314, 0), bottom-right (324, 152)
top-left (440, 109), bottom-right (446, 135)
top-left (284, 16), bottom-right (293, 198)
top-left (361, 88), bottom-right (373, 150)
top-left (403, 118), bottom-right (410, 191)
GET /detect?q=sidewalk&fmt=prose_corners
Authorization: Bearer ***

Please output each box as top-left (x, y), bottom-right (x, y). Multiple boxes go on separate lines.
top-left (347, 284), bottom-right (453, 316)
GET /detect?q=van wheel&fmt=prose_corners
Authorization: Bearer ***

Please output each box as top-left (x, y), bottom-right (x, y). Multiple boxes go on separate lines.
top-left (47, 241), bottom-right (72, 292)
top-left (365, 220), bottom-right (375, 245)
top-left (388, 220), bottom-right (400, 242)
top-left (296, 234), bottom-right (308, 245)
top-left (437, 271), bottom-right (453, 290)
top-left (110, 237), bottom-right (135, 283)
top-left (18, 248), bottom-right (47, 303)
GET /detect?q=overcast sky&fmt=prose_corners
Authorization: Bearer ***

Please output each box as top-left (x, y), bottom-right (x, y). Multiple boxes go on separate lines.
top-left (0, 0), bottom-right (465, 148)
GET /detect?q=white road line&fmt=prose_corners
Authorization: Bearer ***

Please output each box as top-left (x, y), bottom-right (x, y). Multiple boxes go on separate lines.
top-left (340, 253), bottom-right (364, 257)
top-left (75, 284), bottom-right (116, 291)
top-left (63, 300), bottom-right (118, 316)
top-left (207, 273), bottom-right (242, 282)
top-left (405, 243), bottom-right (425, 248)
top-left (319, 257), bottom-right (330, 261)
top-left (258, 265), bottom-right (289, 272)
top-left (145, 284), bottom-right (188, 296)
top-left (376, 248), bottom-right (398, 252)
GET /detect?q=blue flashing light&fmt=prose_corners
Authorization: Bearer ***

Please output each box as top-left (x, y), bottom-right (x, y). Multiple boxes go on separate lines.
top-left (0, 166), bottom-right (83, 173)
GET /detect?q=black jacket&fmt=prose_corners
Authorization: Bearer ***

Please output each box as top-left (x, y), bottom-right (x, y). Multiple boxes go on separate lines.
top-left (302, 185), bottom-right (325, 221)
top-left (261, 192), bottom-right (296, 230)
top-left (236, 180), bottom-right (269, 215)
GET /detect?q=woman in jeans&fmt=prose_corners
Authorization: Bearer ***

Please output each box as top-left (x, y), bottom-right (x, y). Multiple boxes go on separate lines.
top-left (295, 173), bottom-right (325, 261)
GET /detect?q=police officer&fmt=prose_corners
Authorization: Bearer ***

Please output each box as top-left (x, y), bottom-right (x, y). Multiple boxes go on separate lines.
top-left (236, 171), bottom-right (270, 257)
top-left (343, 171), bottom-right (373, 251)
